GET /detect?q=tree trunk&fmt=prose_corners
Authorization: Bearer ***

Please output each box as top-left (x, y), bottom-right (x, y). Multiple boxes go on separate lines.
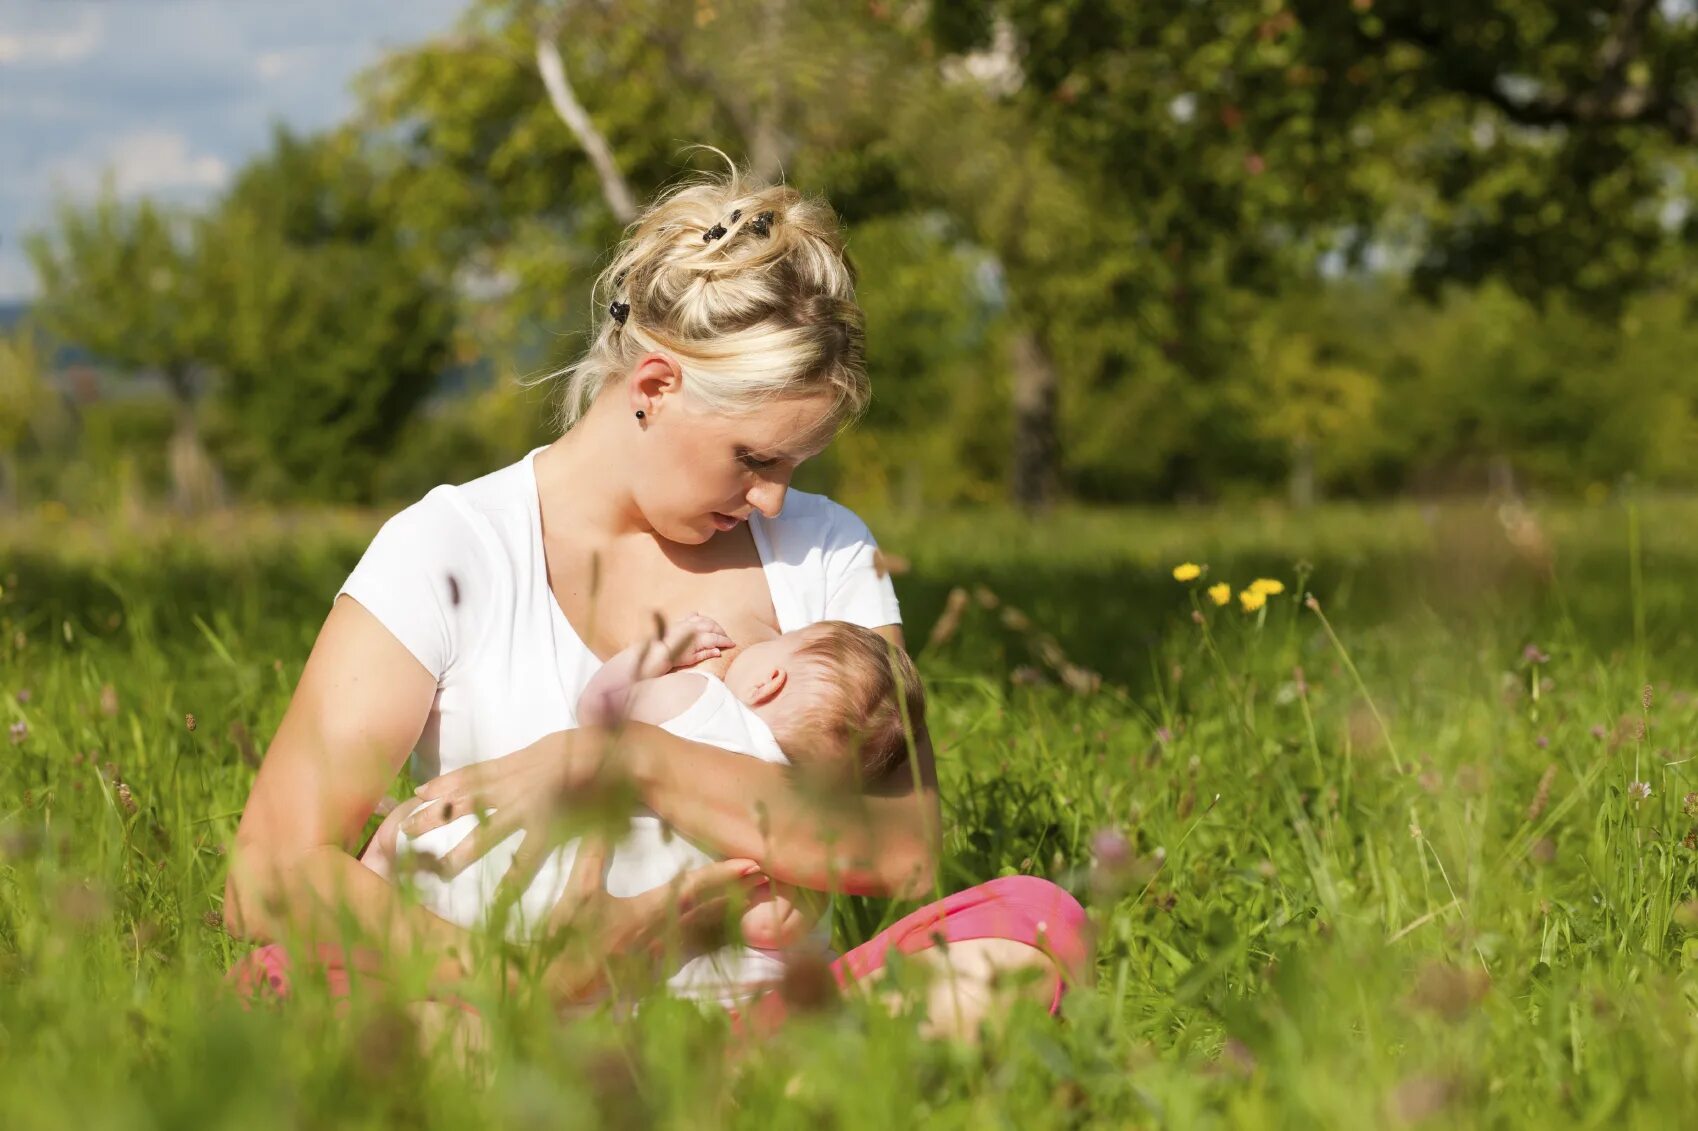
top-left (1289, 436), bottom-right (1317, 509)
top-left (1009, 325), bottom-right (1058, 513)
top-left (165, 373), bottom-right (222, 514)
top-left (0, 451), bottom-right (17, 514)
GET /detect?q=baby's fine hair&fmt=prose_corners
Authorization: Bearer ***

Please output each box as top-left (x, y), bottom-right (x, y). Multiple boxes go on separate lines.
top-left (788, 621), bottom-right (926, 785)
top-left (549, 148), bottom-right (868, 437)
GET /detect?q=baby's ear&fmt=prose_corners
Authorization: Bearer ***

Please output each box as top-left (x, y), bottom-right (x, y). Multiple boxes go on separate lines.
top-left (748, 666), bottom-right (788, 707)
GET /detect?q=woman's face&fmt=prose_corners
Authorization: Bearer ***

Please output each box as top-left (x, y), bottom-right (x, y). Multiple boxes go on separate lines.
top-left (629, 365), bottom-right (839, 545)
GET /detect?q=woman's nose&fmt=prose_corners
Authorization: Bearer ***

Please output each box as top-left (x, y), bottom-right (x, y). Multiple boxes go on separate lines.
top-left (747, 478), bottom-right (789, 519)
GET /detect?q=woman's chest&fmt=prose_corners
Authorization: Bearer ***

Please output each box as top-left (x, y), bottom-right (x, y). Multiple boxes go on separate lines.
top-left (549, 532), bottom-right (782, 674)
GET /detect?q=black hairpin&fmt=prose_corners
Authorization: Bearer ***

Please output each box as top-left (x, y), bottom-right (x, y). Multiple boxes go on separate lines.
top-left (608, 299), bottom-right (630, 325)
top-left (703, 223), bottom-right (727, 242)
top-left (749, 210), bottom-right (775, 237)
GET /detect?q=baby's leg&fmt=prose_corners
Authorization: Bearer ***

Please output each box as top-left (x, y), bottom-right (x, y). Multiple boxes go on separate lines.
top-left (359, 796), bottom-right (428, 881)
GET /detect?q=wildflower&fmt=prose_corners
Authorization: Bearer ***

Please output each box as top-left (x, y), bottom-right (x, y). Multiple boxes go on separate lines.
top-left (184, 713), bottom-right (197, 732)
top-left (1155, 726), bottom-right (1173, 744)
top-left (115, 782), bottom-right (137, 816)
top-left (15, 689), bottom-right (29, 704)
top-left (1526, 764), bottom-right (1557, 822)
top-left (1248, 578), bottom-right (1285, 596)
top-left (1683, 792), bottom-right (1698, 818)
top-left (1628, 780), bottom-right (1652, 802)
top-left (1303, 594), bottom-right (1320, 611)
top-left (1239, 588), bottom-right (1267, 613)
top-left (1207, 582), bottom-right (1231, 606)
top-left (1090, 827), bottom-right (1132, 869)
top-left (1535, 735), bottom-right (1549, 749)
top-left (1590, 724), bottom-right (1606, 740)
top-left (1522, 644), bottom-right (1549, 665)
top-left (1643, 684), bottom-right (1654, 710)
top-left (1172, 562), bottom-right (1203, 582)
top-left (8, 720), bottom-right (25, 745)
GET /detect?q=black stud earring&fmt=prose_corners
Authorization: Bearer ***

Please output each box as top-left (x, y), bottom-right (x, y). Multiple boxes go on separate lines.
top-left (635, 410), bottom-right (646, 420)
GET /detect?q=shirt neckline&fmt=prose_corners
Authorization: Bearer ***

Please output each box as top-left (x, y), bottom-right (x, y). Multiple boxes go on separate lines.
top-left (522, 445), bottom-right (789, 664)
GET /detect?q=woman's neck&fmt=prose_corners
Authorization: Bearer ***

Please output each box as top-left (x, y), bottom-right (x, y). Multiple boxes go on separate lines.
top-left (536, 402), bottom-right (650, 539)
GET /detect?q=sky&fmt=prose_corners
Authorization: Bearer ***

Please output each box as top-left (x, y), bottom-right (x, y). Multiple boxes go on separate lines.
top-left (0, 1), bottom-right (466, 301)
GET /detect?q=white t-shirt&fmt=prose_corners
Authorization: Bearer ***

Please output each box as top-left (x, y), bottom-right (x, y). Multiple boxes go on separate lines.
top-left (337, 445), bottom-right (902, 784)
top-left (396, 671), bottom-right (810, 1001)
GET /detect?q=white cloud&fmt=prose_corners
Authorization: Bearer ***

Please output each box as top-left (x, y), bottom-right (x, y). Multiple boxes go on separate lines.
top-left (49, 130), bottom-right (230, 199)
top-left (0, 11), bottom-right (104, 65)
top-left (109, 131), bottom-right (230, 194)
top-left (255, 47), bottom-right (317, 81)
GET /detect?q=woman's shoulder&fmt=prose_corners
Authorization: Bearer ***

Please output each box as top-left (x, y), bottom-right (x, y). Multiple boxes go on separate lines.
top-left (373, 450), bottom-right (539, 556)
top-left (761, 488), bottom-right (878, 554)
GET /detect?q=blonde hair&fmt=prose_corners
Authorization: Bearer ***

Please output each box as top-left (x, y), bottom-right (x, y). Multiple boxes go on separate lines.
top-left (780, 621), bottom-right (926, 785)
top-left (550, 150), bottom-right (868, 435)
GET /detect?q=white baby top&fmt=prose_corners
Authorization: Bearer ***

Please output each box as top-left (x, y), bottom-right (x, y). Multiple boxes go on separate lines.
top-left (337, 445), bottom-right (901, 783)
top-left (395, 671), bottom-right (807, 1000)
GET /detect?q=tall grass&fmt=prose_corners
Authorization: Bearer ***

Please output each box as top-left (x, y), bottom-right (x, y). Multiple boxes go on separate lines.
top-left (6, 496), bottom-right (1698, 1127)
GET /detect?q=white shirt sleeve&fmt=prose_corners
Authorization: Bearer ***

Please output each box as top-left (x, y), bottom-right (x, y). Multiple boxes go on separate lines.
top-left (336, 485), bottom-right (495, 680)
top-left (819, 500), bottom-right (903, 629)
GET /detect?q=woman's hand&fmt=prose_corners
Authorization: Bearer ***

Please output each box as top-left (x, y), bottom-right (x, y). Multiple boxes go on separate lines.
top-left (404, 727), bottom-right (628, 890)
top-left (538, 835), bottom-right (766, 1004)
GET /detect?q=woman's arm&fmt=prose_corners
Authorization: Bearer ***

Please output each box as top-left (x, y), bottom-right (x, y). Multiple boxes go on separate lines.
top-left (411, 626), bottom-right (941, 900)
top-left (223, 597), bottom-right (490, 988)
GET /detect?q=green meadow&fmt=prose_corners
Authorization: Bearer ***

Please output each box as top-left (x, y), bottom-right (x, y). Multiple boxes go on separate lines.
top-left (7, 496), bottom-right (1698, 1128)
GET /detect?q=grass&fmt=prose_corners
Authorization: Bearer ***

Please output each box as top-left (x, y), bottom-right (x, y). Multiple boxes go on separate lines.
top-left (7, 494), bottom-right (1698, 1127)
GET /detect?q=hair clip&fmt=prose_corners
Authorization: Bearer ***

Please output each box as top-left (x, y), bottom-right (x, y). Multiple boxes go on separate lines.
top-left (749, 210), bottom-right (775, 237)
top-left (703, 223), bottom-right (727, 242)
top-left (608, 299), bottom-right (630, 325)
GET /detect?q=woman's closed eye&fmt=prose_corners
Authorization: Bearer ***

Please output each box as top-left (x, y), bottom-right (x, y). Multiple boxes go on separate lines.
top-left (736, 447), bottom-right (781, 471)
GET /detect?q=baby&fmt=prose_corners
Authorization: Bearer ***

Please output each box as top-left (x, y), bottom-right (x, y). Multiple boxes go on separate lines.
top-left (362, 612), bottom-right (925, 1001)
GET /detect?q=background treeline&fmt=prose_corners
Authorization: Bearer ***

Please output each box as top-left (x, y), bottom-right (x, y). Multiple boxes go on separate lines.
top-left (4, 0), bottom-right (1696, 514)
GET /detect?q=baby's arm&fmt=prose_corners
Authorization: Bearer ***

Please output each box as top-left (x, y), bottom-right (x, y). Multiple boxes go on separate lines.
top-left (577, 613), bottom-right (733, 726)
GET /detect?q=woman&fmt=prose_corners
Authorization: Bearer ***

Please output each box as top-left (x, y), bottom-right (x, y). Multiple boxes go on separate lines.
top-left (224, 159), bottom-right (1088, 1038)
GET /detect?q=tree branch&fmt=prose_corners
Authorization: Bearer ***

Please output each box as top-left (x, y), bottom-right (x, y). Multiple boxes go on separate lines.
top-left (535, 11), bottom-right (639, 223)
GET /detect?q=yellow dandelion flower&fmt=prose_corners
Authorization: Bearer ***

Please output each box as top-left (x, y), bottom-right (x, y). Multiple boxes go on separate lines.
top-left (1249, 578), bottom-right (1285, 596)
top-left (1207, 582), bottom-right (1231, 606)
top-left (1240, 588), bottom-right (1267, 613)
top-left (1172, 563), bottom-right (1203, 582)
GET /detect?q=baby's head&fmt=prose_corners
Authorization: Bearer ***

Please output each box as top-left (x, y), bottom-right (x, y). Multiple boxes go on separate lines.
top-left (723, 621), bottom-right (925, 785)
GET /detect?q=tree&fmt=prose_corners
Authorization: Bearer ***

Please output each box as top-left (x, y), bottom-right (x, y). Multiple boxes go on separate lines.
top-left (0, 323), bottom-right (59, 511)
top-left (26, 193), bottom-right (225, 511)
top-left (197, 128), bottom-right (457, 501)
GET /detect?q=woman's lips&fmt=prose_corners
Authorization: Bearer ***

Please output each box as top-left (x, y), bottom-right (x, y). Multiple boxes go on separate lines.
top-left (711, 511), bottom-right (743, 531)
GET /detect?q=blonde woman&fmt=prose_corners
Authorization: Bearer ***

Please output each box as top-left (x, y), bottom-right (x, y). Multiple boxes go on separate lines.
top-left (224, 159), bottom-right (1087, 1038)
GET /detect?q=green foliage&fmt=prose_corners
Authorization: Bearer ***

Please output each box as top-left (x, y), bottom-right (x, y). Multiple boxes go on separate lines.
top-left (11, 498), bottom-right (1698, 1122)
top-left (25, 192), bottom-right (218, 397)
top-left (196, 129), bottom-right (458, 502)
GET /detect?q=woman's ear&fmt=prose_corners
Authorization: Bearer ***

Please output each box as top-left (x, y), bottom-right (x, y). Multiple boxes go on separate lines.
top-left (629, 353), bottom-right (684, 418)
top-left (749, 666), bottom-right (788, 707)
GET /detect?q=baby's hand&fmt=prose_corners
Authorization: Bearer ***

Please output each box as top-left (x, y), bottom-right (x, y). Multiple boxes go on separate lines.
top-left (659, 612), bottom-right (734, 671)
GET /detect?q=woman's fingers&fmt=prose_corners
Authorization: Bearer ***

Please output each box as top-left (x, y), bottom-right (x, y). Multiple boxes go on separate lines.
top-left (434, 810), bottom-right (521, 877)
top-left (545, 835), bottom-right (612, 930)
top-left (413, 759), bottom-right (489, 802)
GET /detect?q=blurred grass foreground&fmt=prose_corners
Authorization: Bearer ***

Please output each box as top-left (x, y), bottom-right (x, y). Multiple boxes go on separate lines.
top-left (10, 495), bottom-right (1698, 1126)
